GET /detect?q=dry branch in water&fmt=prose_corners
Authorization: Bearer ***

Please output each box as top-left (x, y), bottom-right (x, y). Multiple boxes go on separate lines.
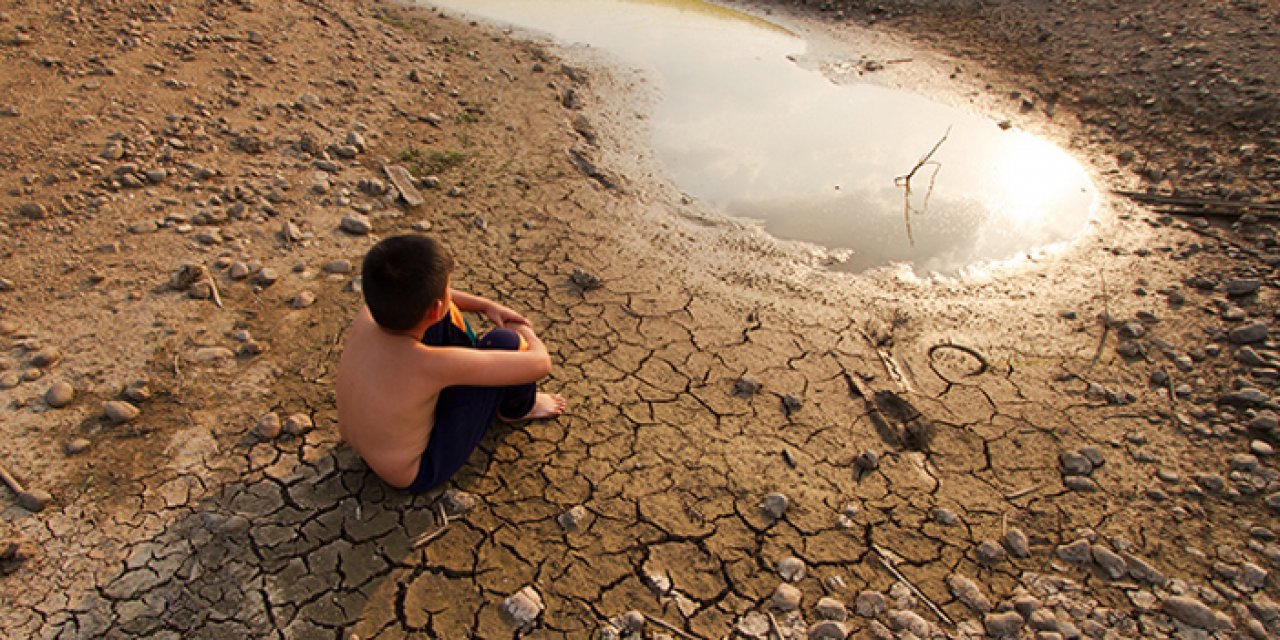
top-left (894, 126), bottom-right (952, 246)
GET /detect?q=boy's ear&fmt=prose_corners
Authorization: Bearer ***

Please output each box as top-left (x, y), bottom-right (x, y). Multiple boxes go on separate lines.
top-left (427, 298), bottom-right (448, 322)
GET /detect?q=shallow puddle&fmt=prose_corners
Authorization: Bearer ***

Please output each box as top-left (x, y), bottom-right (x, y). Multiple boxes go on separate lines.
top-left (425, 0), bottom-right (1099, 275)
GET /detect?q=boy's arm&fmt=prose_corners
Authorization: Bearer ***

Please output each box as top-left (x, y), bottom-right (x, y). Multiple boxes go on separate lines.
top-left (428, 323), bottom-right (552, 387)
top-left (451, 289), bottom-right (528, 327)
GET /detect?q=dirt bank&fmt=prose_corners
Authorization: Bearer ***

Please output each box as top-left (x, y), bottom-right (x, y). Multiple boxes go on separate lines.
top-left (0, 1), bottom-right (1278, 639)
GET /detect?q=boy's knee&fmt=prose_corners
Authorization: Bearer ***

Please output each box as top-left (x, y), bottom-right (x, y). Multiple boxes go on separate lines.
top-left (478, 328), bottom-right (526, 351)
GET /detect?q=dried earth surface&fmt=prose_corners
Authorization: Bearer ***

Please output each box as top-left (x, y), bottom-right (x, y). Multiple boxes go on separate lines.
top-left (0, 0), bottom-right (1277, 639)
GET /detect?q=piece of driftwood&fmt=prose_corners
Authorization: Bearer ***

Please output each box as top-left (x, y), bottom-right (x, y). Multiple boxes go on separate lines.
top-left (871, 544), bottom-right (955, 627)
top-left (383, 164), bottom-right (426, 207)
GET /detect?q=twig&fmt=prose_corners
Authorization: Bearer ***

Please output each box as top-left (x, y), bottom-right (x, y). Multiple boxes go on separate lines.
top-left (643, 613), bottom-right (703, 640)
top-left (413, 503), bottom-right (449, 548)
top-left (927, 342), bottom-right (990, 385)
top-left (894, 126), bottom-right (952, 246)
top-left (1086, 270), bottom-right (1112, 373)
top-left (1004, 485), bottom-right (1039, 500)
top-left (206, 275), bottom-right (224, 309)
top-left (766, 611), bottom-right (783, 640)
top-left (871, 543), bottom-right (955, 627)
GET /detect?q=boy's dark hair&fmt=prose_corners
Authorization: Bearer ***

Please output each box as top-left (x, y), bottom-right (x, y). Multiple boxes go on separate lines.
top-left (361, 234), bottom-right (454, 330)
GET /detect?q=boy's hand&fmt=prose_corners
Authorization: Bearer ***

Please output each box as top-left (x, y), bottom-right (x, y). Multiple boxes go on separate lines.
top-left (485, 302), bottom-right (528, 328)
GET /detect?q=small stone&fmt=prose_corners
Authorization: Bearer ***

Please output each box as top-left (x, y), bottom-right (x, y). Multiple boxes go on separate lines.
top-left (322, 259), bottom-right (352, 274)
top-left (1060, 450), bottom-right (1094, 475)
top-left (854, 450), bottom-right (879, 471)
top-left (1003, 528), bottom-right (1031, 557)
top-left (0, 372), bottom-right (20, 389)
top-left (192, 347), bottom-right (234, 363)
top-left (442, 489), bottom-right (478, 516)
top-left (887, 610), bottom-right (930, 636)
top-left (932, 507), bottom-right (959, 525)
top-left (228, 262), bottom-right (252, 280)
top-left (1226, 279), bottom-right (1262, 296)
top-left (501, 586), bottom-right (544, 629)
top-left (254, 268), bottom-right (279, 286)
top-left (29, 347), bottom-right (61, 368)
top-left (947, 573), bottom-right (992, 613)
top-left (44, 382), bottom-right (75, 408)
top-left (772, 583), bottom-right (803, 611)
top-left (1056, 539), bottom-right (1093, 565)
top-left (288, 291), bottom-right (316, 309)
top-left (617, 610), bottom-right (644, 633)
top-left (1079, 446), bottom-right (1105, 467)
top-left (1230, 322), bottom-right (1269, 344)
top-left (340, 214), bottom-right (372, 235)
top-left (63, 438), bottom-right (91, 455)
top-left (17, 489), bottom-right (52, 513)
top-left (976, 540), bottom-right (1006, 565)
top-left (777, 556), bottom-right (806, 582)
top-left (1236, 562), bottom-right (1268, 592)
top-left (807, 620), bottom-right (848, 640)
top-left (122, 380), bottom-right (151, 402)
top-left (556, 505), bottom-right (587, 530)
top-left (814, 597), bottom-right (848, 621)
top-left (855, 590), bottom-right (886, 617)
top-left (781, 393), bottom-right (803, 415)
top-left (734, 376), bottom-right (762, 396)
top-left (282, 413), bottom-right (313, 435)
top-left (762, 492), bottom-right (789, 519)
top-left (1124, 552), bottom-right (1168, 585)
top-left (1162, 595), bottom-right (1232, 630)
top-left (736, 612), bottom-right (770, 637)
top-left (103, 400), bottom-right (140, 424)
top-left (1064, 476), bottom-right (1099, 492)
top-left (570, 267), bottom-right (601, 290)
top-left (1092, 545), bottom-right (1127, 579)
top-left (984, 610), bottom-right (1024, 637)
top-left (216, 515), bottom-right (250, 535)
top-left (18, 202), bottom-right (46, 219)
top-left (1251, 440), bottom-right (1275, 457)
top-left (254, 413), bottom-right (281, 439)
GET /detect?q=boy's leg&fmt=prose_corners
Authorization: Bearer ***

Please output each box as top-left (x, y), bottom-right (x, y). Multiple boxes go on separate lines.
top-left (405, 328), bottom-right (537, 492)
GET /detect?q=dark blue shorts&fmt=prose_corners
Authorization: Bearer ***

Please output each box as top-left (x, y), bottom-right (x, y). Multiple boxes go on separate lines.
top-left (405, 306), bottom-right (536, 493)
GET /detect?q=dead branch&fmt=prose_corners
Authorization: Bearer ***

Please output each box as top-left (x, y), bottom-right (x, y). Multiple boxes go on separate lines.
top-left (413, 503), bottom-right (450, 548)
top-left (643, 613), bottom-right (703, 640)
top-left (894, 126), bottom-right (952, 246)
top-left (871, 543), bottom-right (955, 627)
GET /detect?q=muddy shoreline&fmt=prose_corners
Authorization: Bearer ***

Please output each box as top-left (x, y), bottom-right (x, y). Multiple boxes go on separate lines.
top-left (1, 1), bottom-right (1278, 638)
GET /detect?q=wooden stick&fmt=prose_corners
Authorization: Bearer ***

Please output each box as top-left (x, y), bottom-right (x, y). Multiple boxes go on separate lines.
top-left (413, 503), bottom-right (449, 548)
top-left (206, 274), bottom-right (224, 309)
top-left (766, 611), bottom-right (783, 640)
top-left (1005, 485), bottom-right (1039, 500)
top-left (643, 613), bottom-right (703, 640)
top-left (871, 544), bottom-right (955, 627)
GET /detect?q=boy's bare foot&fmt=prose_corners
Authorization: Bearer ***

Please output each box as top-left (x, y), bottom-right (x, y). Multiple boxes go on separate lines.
top-left (504, 393), bottom-right (565, 421)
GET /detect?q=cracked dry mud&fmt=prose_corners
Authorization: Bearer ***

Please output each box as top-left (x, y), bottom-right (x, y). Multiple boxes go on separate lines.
top-left (1, 1), bottom-right (1278, 639)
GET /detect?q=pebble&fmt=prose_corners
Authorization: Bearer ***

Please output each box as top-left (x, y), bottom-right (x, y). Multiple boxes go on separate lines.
top-left (776, 556), bottom-right (806, 582)
top-left (501, 586), bottom-right (543, 628)
top-left (772, 583), bottom-right (802, 611)
top-left (556, 505), bottom-right (587, 530)
top-left (854, 450), bottom-right (879, 471)
top-left (288, 291), bottom-right (316, 309)
top-left (442, 489), bottom-right (478, 516)
top-left (1056, 539), bottom-right (1093, 565)
top-left (735, 613), bottom-right (771, 637)
top-left (18, 202), bottom-right (46, 219)
top-left (932, 507), bottom-right (959, 525)
top-left (807, 620), bottom-right (848, 640)
top-left (216, 515), bottom-right (250, 535)
top-left (254, 413), bottom-right (281, 439)
top-left (855, 590), bottom-right (886, 617)
top-left (322, 259), bottom-right (352, 274)
top-left (1060, 450), bottom-right (1094, 475)
top-left (228, 262), bottom-right (252, 280)
top-left (570, 267), bottom-right (602, 290)
top-left (1230, 322), bottom-right (1269, 344)
top-left (1162, 595), bottom-right (1232, 630)
top-left (976, 540), bottom-right (1006, 565)
top-left (340, 214), bottom-right (372, 235)
top-left (192, 347), bottom-right (234, 363)
top-left (44, 381), bottom-right (75, 408)
top-left (814, 597), bottom-right (847, 621)
top-left (887, 609), bottom-right (929, 637)
top-left (122, 380), bottom-right (150, 402)
top-left (1064, 476), bottom-right (1099, 492)
top-left (254, 268), bottom-right (279, 287)
top-left (1092, 545), bottom-right (1127, 579)
top-left (1003, 528), bottom-right (1031, 557)
top-left (63, 438), bottom-right (91, 455)
top-left (1250, 440), bottom-right (1274, 457)
top-left (29, 347), bottom-right (61, 368)
top-left (617, 610), bottom-right (644, 633)
top-left (762, 492), bottom-right (789, 519)
top-left (282, 413), bottom-right (313, 435)
top-left (1226, 279), bottom-right (1262, 296)
top-left (984, 610), bottom-right (1025, 637)
top-left (0, 371), bottom-right (21, 389)
top-left (947, 573), bottom-right (992, 612)
top-left (18, 489), bottom-right (52, 513)
top-left (103, 400), bottom-right (140, 424)
top-left (734, 376), bottom-right (762, 396)
top-left (781, 393), bottom-right (803, 415)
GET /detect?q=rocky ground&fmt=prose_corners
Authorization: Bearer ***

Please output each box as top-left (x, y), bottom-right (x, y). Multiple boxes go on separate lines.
top-left (0, 0), bottom-right (1277, 639)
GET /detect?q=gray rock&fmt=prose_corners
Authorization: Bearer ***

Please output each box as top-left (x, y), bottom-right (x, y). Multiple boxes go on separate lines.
top-left (855, 590), bottom-right (886, 617)
top-left (1162, 595), bottom-right (1232, 630)
top-left (282, 413), bottom-right (313, 435)
top-left (1003, 528), bottom-right (1031, 557)
top-left (0, 371), bottom-right (21, 389)
top-left (340, 214), bottom-right (372, 235)
top-left (734, 375), bottom-right (762, 396)
top-left (976, 540), bottom-right (1006, 565)
top-left (103, 400), bottom-right (140, 424)
top-left (762, 492), bottom-right (789, 519)
top-left (570, 267), bottom-right (601, 290)
top-left (1079, 447), bottom-right (1105, 468)
top-left (442, 489), bottom-right (478, 516)
top-left (1236, 562), bottom-right (1267, 592)
top-left (44, 381), bottom-right (75, 408)
top-left (777, 556), bottom-right (806, 582)
top-left (254, 413), bottom-right (281, 439)
top-left (1064, 476), bottom-right (1099, 492)
top-left (29, 347), bottom-right (61, 368)
top-left (932, 507), bottom-right (959, 525)
top-left (1056, 539), bottom-right (1093, 565)
top-left (288, 291), bottom-right (316, 309)
top-left (984, 611), bottom-right (1024, 637)
top-left (807, 620), bottom-right (848, 640)
top-left (1226, 279), bottom-right (1262, 296)
top-left (321, 259), bottom-right (352, 274)
top-left (1230, 322), bottom-right (1269, 344)
top-left (255, 268), bottom-right (279, 287)
top-left (1060, 450), bottom-right (1094, 475)
top-left (814, 596), bottom-right (848, 621)
top-left (781, 393), bottom-right (804, 415)
top-left (1238, 347), bottom-right (1270, 367)
top-left (17, 489), bottom-right (52, 513)
top-left (122, 380), bottom-right (151, 402)
top-left (887, 609), bottom-right (930, 636)
top-left (1092, 545), bottom-right (1127, 579)
top-left (772, 583), bottom-right (802, 611)
top-left (556, 505), bottom-right (587, 530)
top-left (18, 202), bottom-right (46, 219)
top-left (501, 586), bottom-right (543, 628)
top-left (854, 450), bottom-right (879, 471)
top-left (947, 573), bottom-right (992, 612)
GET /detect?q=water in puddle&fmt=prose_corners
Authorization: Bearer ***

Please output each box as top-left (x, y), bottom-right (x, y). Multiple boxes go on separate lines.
top-left (425, 0), bottom-right (1099, 275)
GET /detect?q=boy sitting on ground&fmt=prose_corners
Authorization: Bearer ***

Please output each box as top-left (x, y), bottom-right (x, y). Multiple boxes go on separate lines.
top-left (337, 234), bottom-right (565, 492)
